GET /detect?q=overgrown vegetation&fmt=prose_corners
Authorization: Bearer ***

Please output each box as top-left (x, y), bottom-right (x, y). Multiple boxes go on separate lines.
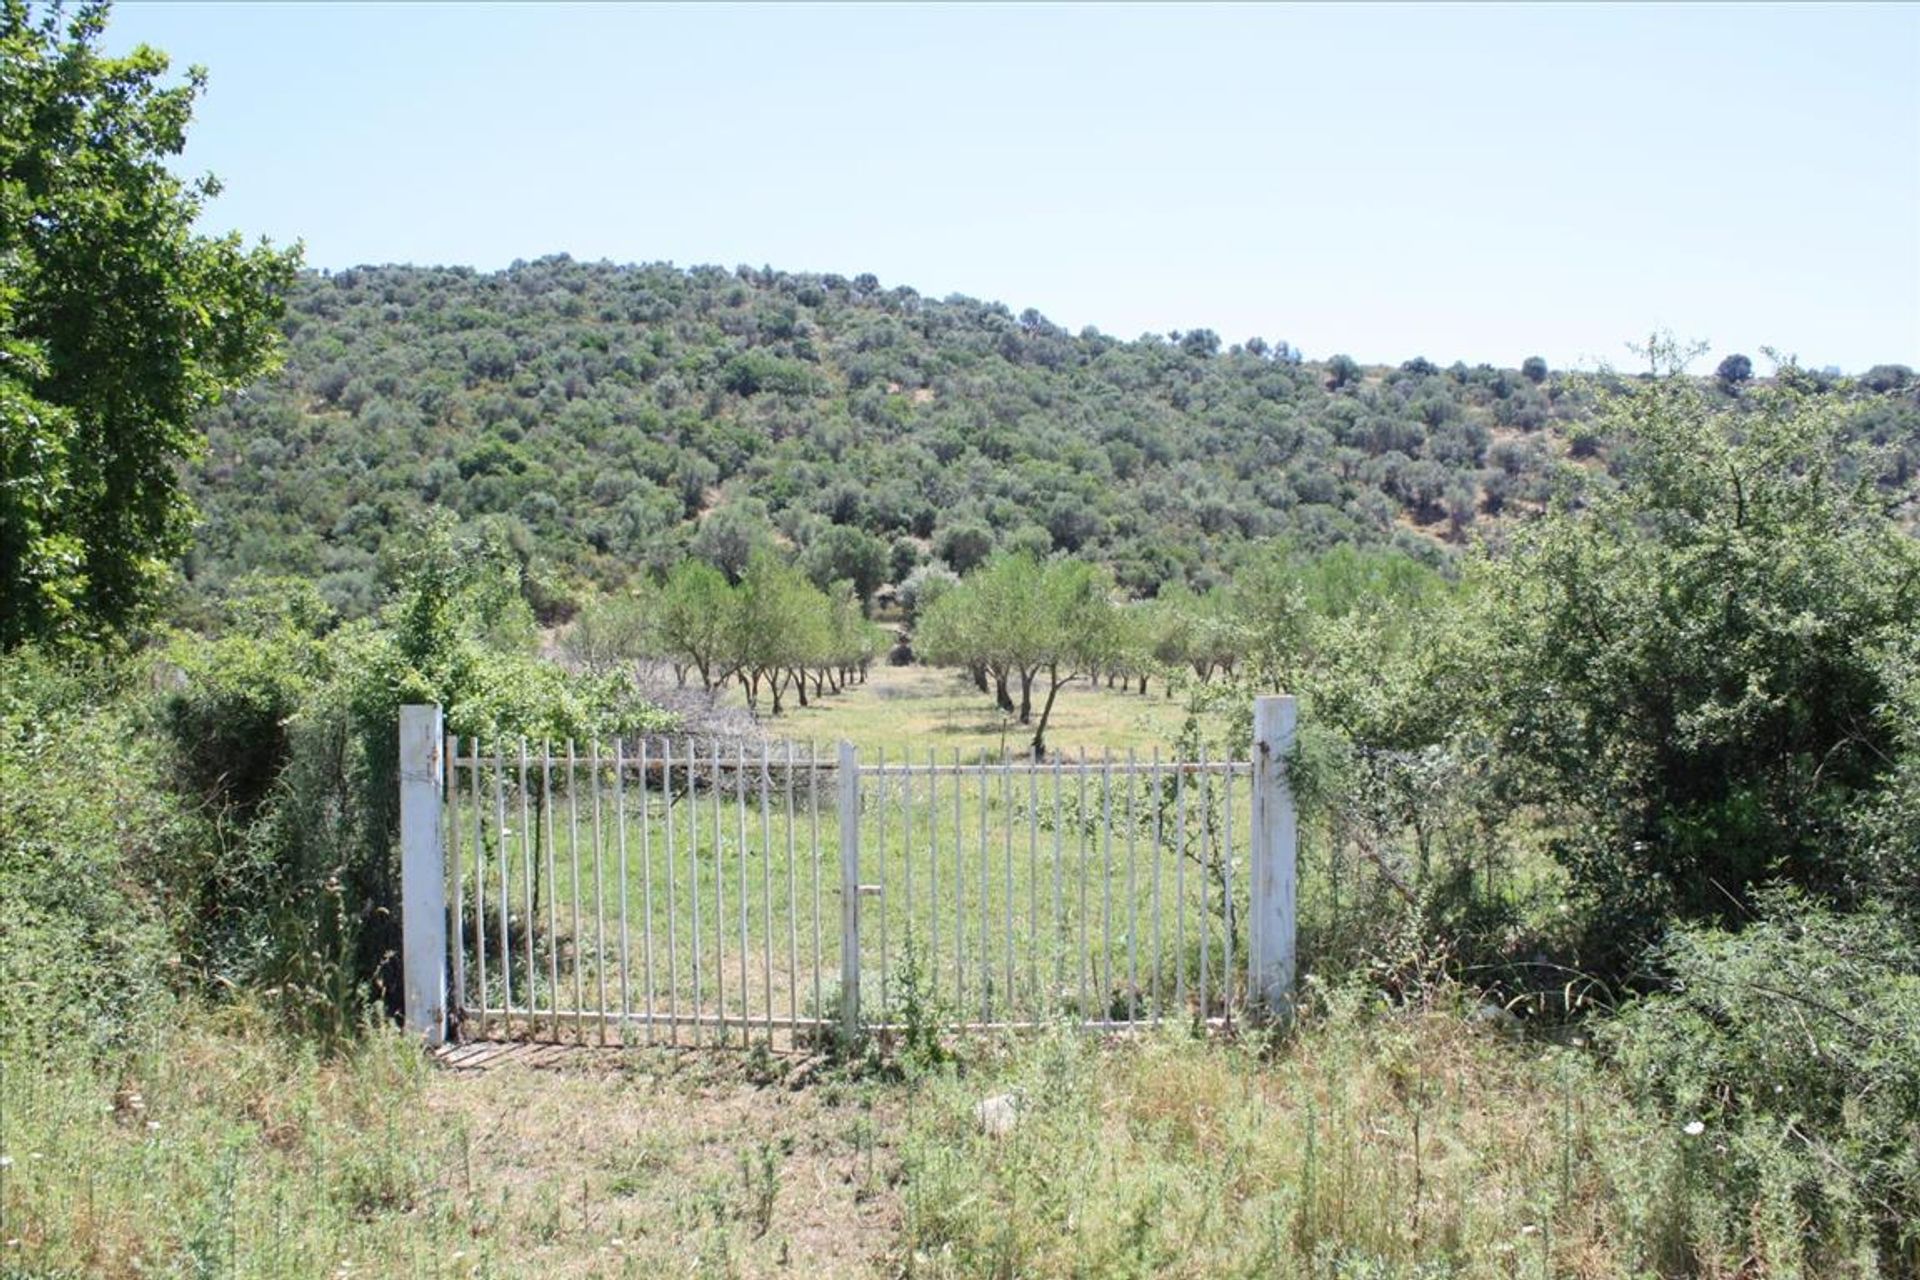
top-left (4, 4), bottom-right (1919, 1274)
top-left (0, 650), bottom-right (178, 1056)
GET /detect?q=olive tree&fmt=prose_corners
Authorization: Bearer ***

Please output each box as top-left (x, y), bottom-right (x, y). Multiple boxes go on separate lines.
top-left (653, 558), bottom-right (738, 690)
top-left (917, 552), bottom-right (1121, 757)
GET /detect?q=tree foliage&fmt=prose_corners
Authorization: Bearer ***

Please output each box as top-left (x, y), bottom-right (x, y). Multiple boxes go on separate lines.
top-left (166, 255), bottom-right (1919, 621)
top-left (157, 513), bottom-right (672, 1035)
top-left (917, 552), bottom-right (1123, 757)
top-left (0, 1), bottom-right (299, 647)
top-left (1485, 344), bottom-right (1920, 933)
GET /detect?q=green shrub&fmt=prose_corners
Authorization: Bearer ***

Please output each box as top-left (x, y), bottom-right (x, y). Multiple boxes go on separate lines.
top-left (1605, 893), bottom-right (1920, 1271)
top-left (1486, 351), bottom-right (1920, 943)
top-left (0, 650), bottom-right (178, 1054)
top-left (157, 518), bottom-right (674, 1039)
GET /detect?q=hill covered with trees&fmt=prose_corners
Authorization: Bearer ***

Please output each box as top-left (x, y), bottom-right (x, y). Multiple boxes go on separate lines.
top-left (13, 3), bottom-right (1920, 1270)
top-left (186, 256), bottom-right (1920, 619)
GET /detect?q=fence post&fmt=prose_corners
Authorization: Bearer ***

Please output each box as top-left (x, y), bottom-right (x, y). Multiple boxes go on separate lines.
top-left (400, 704), bottom-right (448, 1046)
top-left (1249, 695), bottom-right (1298, 1024)
top-left (837, 741), bottom-right (861, 1043)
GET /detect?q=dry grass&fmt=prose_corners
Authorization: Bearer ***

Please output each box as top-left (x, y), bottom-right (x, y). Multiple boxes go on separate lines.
top-left (898, 1003), bottom-right (1716, 1279)
top-left (0, 1010), bottom-right (904, 1279)
top-left (8, 996), bottom-right (1813, 1279)
top-left (420, 1048), bottom-right (901, 1278)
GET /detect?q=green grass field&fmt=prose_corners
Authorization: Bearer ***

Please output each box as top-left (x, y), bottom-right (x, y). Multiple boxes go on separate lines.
top-left (723, 662), bottom-right (1196, 759)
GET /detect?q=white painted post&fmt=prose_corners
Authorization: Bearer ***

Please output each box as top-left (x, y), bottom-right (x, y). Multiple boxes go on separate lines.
top-left (400, 704), bottom-right (448, 1046)
top-left (1249, 695), bottom-right (1298, 1024)
top-left (837, 741), bottom-right (861, 1043)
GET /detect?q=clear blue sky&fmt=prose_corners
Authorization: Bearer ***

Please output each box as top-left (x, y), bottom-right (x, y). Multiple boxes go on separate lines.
top-left (105, 1), bottom-right (1920, 371)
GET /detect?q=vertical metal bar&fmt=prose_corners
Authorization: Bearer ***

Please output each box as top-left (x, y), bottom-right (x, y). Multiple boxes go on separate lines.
top-left (1027, 758), bottom-right (1039, 1014)
top-left (1199, 748), bottom-right (1211, 1022)
top-left (837, 741), bottom-right (861, 1041)
top-left (639, 738), bottom-right (656, 1045)
top-left (1223, 757), bottom-right (1235, 1018)
top-left (785, 742), bottom-right (799, 1036)
top-left (902, 756), bottom-right (914, 993)
top-left (736, 741), bottom-right (749, 1046)
top-left (810, 742), bottom-right (823, 1034)
top-left (518, 739), bottom-right (535, 1036)
top-left (493, 740), bottom-right (512, 1024)
top-left (1003, 749), bottom-right (1015, 1022)
top-left (713, 739), bottom-right (727, 1044)
top-left (567, 739), bottom-right (584, 1042)
top-left (953, 747), bottom-right (965, 1013)
top-left (926, 749), bottom-right (938, 1006)
top-left (543, 740), bottom-right (560, 1039)
top-left (876, 748), bottom-right (888, 1018)
top-left (615, 739), bottom-right (633, 1044)
top-left (1152, 749), bottom-right (1166, 1018)
top-left (663, 739), bottom-right (680, 1046)
top-left (1101, 748), bottom-right (1114, 1025)
top-left (1077, 747), bottom-right (1089, 1023)
top-left (1126, 749), bottom-right (1139, 1027)
top-left (1175, 755), bottom-right (1188, 1013)
top-left (688, 740), bottom-right (702, 1046)
top-left (759, 741), bottom-right (774, 1042)
top-left (1051, 754), bottom-right (1064, 1003)
top-left (449, 735), bottom-right (466, 1030)
top-left (977, 750), bottom-right (990, 1023)
top-left (470, 740), bottom-right (488, 1038)
top-left (590, 740), bottom-right (608, 1045)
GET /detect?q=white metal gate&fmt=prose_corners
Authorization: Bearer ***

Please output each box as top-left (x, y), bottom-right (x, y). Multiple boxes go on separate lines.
top-left (398, 698), bottom-right (1296, 1050)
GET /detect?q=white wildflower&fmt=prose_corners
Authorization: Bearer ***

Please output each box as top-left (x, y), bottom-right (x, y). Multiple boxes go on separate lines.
top-left (1684, 1120), bottom-right (1705, 1136)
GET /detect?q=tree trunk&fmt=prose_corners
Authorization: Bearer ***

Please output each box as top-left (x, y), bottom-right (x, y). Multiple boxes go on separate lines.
top-left (994, 668), bottom-right (1014, 713)
top-left (792, 668), bottom-right (809, 707)
top-left (1017, 668), bottom-right (1033, 724)
top-left (971, 663), bottom-right (990, 694)
top-left (769, 668), bottom-right (784, 715)
top-left (1138, 674), bottom-right (1149, 695)
top-left (1031, 663), bottom-right (1069, 760)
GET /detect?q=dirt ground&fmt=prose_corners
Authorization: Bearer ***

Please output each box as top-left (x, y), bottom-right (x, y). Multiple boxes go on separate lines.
top-left (421, 1047), bottom-right (907, 1278)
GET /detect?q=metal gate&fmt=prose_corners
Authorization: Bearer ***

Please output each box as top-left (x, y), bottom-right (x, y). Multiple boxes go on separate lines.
top-left (398, 700), bottom-right (1296, 1050)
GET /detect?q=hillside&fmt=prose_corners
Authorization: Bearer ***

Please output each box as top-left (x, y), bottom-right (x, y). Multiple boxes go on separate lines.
top-left (184, 257), bottom-right (1920, 616)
